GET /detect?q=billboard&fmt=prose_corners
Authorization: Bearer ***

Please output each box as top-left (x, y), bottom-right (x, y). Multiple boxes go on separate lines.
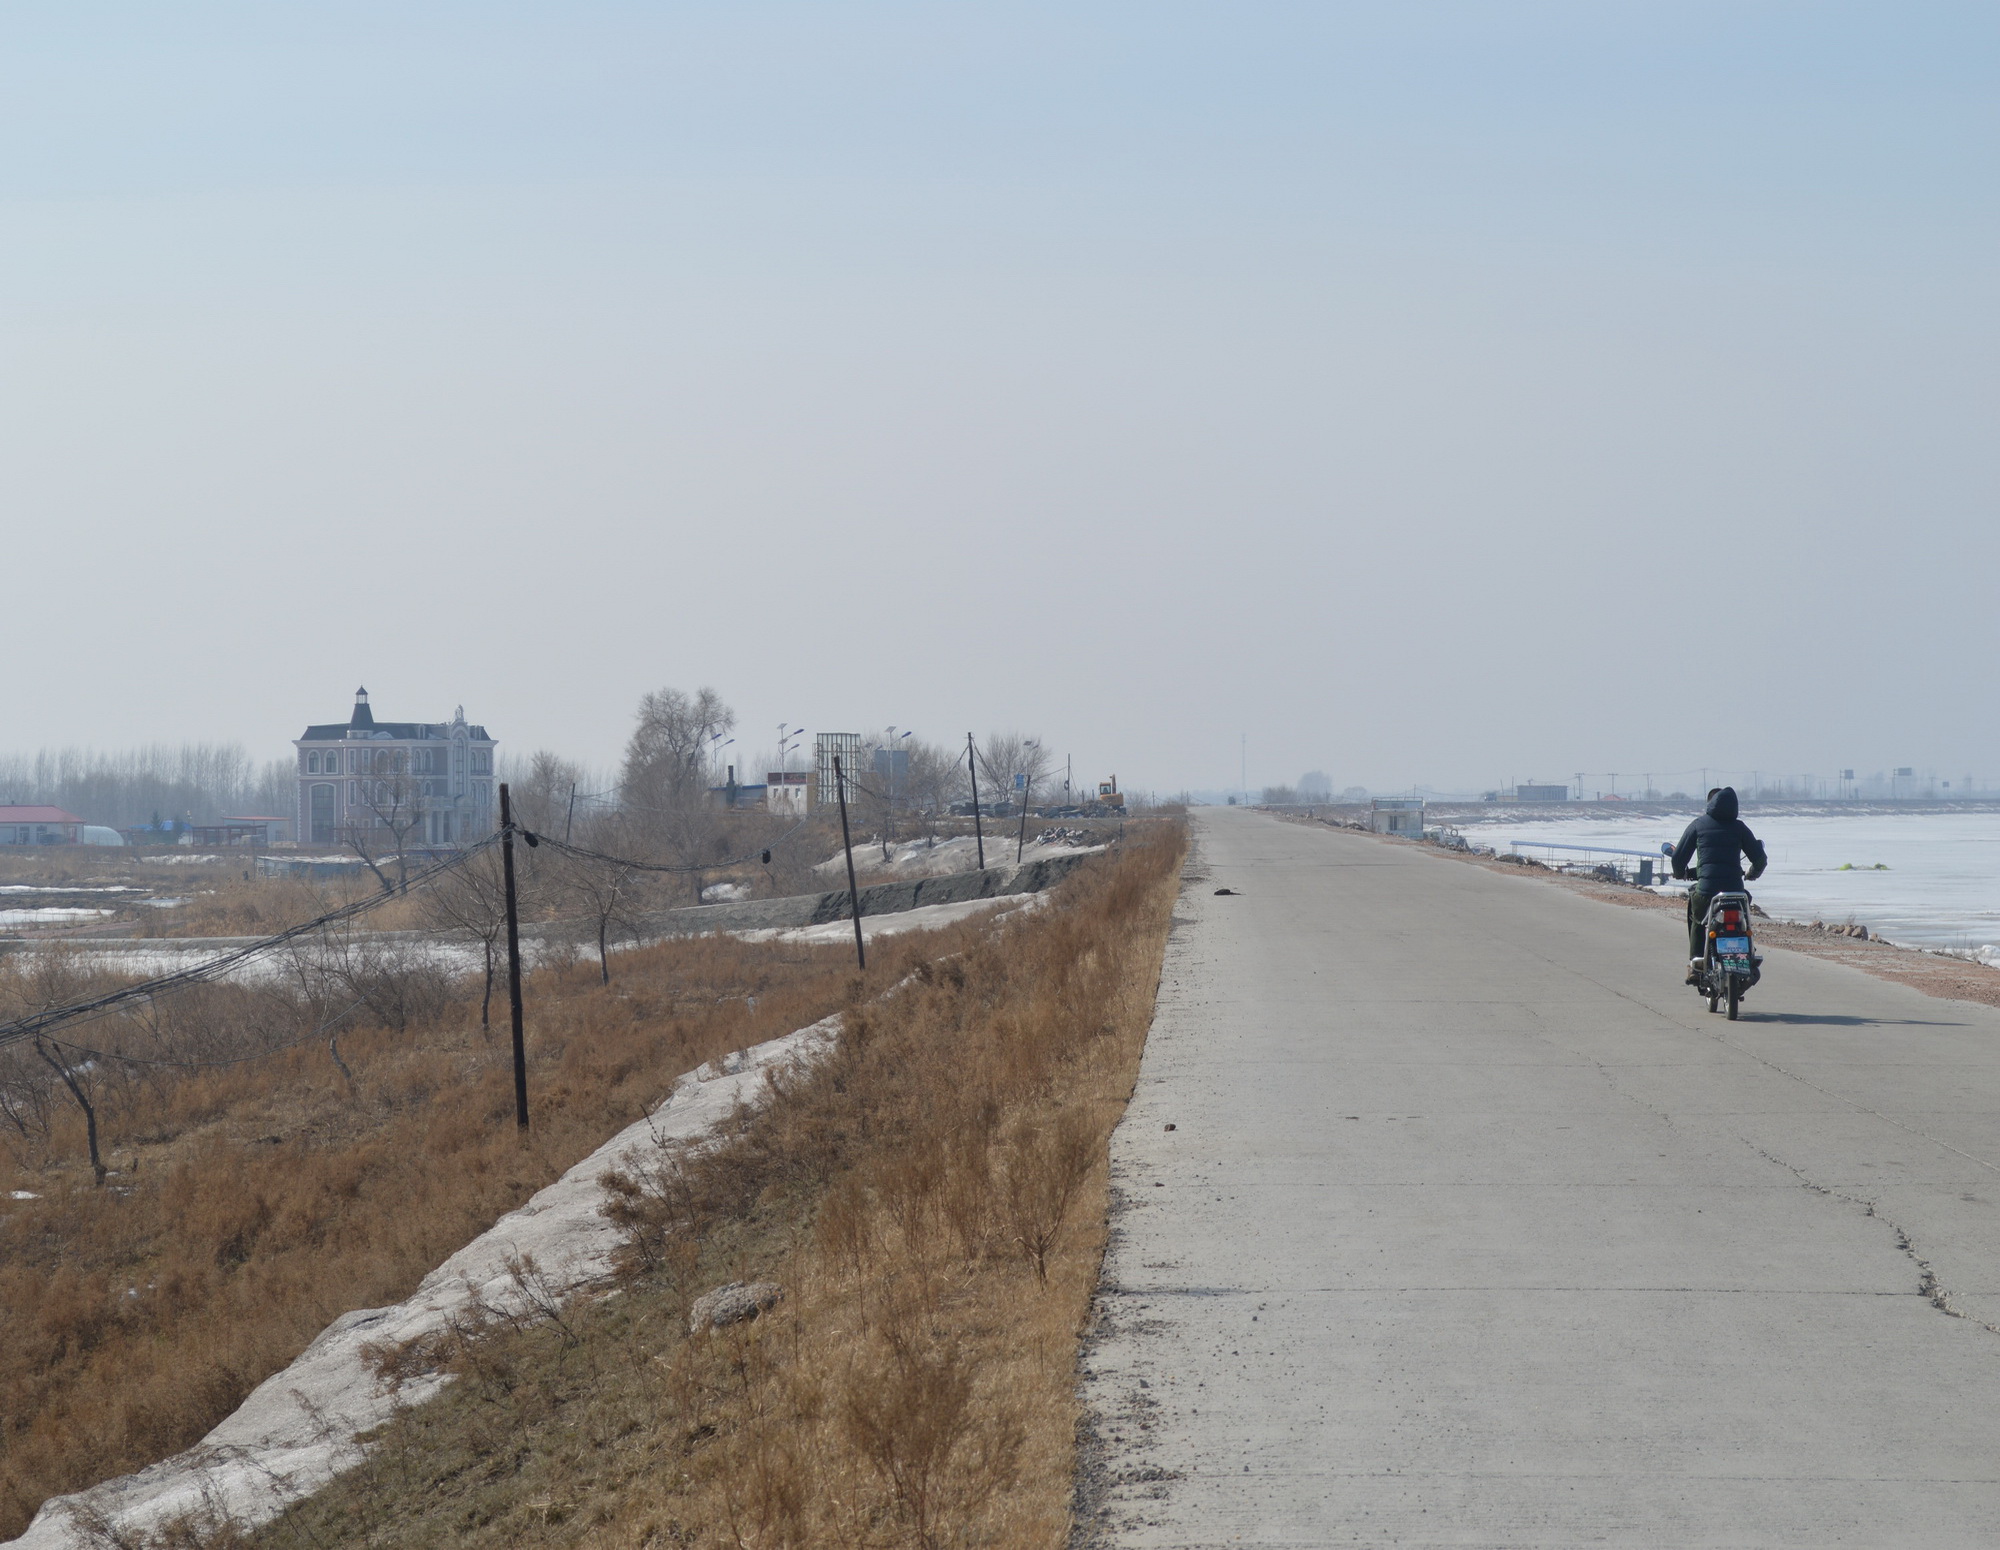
top-left (815, 733), bottom-right (862, 808)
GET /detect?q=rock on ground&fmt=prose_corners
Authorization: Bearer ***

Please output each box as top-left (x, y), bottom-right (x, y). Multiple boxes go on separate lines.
top-left (689, 1281), bottom-right (783, 1332)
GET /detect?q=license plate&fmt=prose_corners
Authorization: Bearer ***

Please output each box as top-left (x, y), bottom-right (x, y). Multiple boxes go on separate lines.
top-left (1715, 936), bottom-right (1751, 956)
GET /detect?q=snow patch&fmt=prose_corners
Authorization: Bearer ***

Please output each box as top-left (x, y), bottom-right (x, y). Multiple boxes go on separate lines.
top-left (732, 892), bottom-right (1044, 946)
top-left (0, 908), bottom-right (117, 927)
top-left (0, 886), bottom-right (139, 896)
top-left (813, 834), bottom-right (1102, 882)
top-left (6, 1016), bottom-right (841, 1550)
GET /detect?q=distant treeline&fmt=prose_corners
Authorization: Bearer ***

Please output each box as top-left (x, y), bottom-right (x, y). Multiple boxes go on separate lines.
top-left (0, 745), bottom-right (293, 831)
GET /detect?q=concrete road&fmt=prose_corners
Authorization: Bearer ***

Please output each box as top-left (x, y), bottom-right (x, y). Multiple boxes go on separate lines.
top-left (1079, 809), bottom-right (2000, 1548)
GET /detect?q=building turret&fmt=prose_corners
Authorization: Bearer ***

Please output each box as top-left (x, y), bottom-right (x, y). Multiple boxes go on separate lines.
top-left (350, 687), bottom-right (374, 729)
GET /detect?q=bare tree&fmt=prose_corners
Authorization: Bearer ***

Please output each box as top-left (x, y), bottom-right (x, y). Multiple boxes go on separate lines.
top-left (343, 749), bottom-right (428, 893)
top-left (901, 737), bottom-right (969, 844)
top-left (509, 749), bottom-right (591, 840)
top-left (0, 741), bottom-right (289, 830)
top-left (621, 687), bottom-right (736, 902)
top-left (1, 946), bottom-right (124, 1183)
top-left (622, 687), bottom-right (735, 809)
top-left (31, 1038), bottom-right (106, 1186)
top-left (979, 733), bottom-right (1052, 816)
top-left (419, 847), bottom-right (512, 1029)
top-left (559, 812), bottom-right (647, 983)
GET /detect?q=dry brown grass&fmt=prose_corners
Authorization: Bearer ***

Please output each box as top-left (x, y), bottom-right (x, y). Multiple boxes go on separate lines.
top-left (0, 920), bottom-right (997, 1541)
top-left (137, 873), bottom-right (366, 938)
top-left (225, 818), bottom-right (1184, 1550)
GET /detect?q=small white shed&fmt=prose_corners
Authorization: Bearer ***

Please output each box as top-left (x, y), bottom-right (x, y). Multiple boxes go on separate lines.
top-left (1369, 799), bottom-right (1425, 837)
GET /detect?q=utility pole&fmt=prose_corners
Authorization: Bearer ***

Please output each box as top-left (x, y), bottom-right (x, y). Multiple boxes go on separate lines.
top-left (564, 782), bottom-right (577, 842)
top-left (967, 733), bottom-right (985, 870)
top-left (1016, 741), bottom-right (1038, 863)
top-left (833, 756), bottom-right (865, 971)
top-left (499, 783), bottom-right (529, 1132)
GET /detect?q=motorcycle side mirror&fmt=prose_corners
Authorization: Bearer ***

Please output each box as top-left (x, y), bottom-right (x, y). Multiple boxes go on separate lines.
top-left (1660, 843), bottom-right (1674, 855)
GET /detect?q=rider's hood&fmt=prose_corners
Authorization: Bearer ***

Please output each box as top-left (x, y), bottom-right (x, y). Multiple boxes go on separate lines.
top-left (1706, 787), bottom-right (1739, 823)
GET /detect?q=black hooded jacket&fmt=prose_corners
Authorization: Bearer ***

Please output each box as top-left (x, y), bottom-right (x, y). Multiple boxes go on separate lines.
top-left (1671, 787), bottom-right (1767, 893)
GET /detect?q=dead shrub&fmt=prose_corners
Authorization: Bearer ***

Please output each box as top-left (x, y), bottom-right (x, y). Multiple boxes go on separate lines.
top-left (1000, 1107), bottom-right (1099, 1287)
top-left (840, 1334), bottom-right (1017, 1550)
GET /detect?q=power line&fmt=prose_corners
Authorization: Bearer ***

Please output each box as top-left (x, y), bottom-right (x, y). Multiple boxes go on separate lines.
top-left (37, 997), bottom-right (370, 1071)
top-left (0, 835), bottom-right (503, 1053)
top-left (527, 819), bottom-right (810, 876)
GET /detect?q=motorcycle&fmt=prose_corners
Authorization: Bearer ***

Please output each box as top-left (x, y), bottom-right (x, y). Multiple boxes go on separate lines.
top-left (1693, 891), bottom-right (1760, 1020)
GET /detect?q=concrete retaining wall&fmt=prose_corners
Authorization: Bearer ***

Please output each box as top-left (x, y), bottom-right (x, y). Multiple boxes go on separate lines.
top-left (631, 849), bottom-right (1099, 939)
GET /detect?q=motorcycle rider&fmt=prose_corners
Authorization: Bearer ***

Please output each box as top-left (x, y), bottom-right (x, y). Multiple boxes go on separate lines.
top-left (1671, 787), bottom-right (1767, 982)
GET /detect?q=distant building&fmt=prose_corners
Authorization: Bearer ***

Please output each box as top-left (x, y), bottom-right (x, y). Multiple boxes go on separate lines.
top-left (294, 688), bottom-right (497, 848)
top-left (190, 816), bottom-right (293, 848)
top-left (1486, 784), bottom-right (1571, 803)
top-left (706, 766), bottom-right (768, 810)
top-left (0, 806), bottom-right (85, 846)
top-left (1369, 798), bottom-right (1425, 837)
top-left (766, 771), bottom-right (810, 815)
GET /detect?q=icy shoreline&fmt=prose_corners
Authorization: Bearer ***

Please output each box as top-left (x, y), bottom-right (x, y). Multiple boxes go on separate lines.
top-left (1455, 809), bottom-right (2000, 955)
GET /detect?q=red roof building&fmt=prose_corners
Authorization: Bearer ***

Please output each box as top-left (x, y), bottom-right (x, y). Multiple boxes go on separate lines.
top-left (0, 807), bottom-right (86, 845)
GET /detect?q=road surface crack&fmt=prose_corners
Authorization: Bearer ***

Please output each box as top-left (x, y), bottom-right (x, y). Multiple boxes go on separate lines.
top-left (1519, 972), bottom-right (2000, 1338)
top-left (1738, 1138), bottom-right (2000, 1334)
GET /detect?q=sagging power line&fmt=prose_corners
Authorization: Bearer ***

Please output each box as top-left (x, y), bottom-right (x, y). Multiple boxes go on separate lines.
top-left (0, 834), bottom-right (504, 1056)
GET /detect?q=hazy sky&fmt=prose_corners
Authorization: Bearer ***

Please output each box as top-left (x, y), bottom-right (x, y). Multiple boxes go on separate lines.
top-left (5, 3), bottom-right (1996, 795)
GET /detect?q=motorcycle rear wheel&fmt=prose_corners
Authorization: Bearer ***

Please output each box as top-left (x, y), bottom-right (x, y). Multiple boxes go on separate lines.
top-left (1726, 978), bottom-right (1741, 1020)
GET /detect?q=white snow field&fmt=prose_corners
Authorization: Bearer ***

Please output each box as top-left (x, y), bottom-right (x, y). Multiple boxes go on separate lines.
top-left (1460, 810), bottom-right (2000, 958)
top-left (5, 1016), bottom-right (842, 1550)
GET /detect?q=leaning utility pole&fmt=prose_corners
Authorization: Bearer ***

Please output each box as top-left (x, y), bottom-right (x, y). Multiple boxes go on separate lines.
top-left (833, 756), bottom-right (866, 971)
top-left (499, 782), bottom-right (530, 1132)
top-left (967, 733), bottom-right (985, 870)
top-left (1016, 754), bottom-right (1035, 863)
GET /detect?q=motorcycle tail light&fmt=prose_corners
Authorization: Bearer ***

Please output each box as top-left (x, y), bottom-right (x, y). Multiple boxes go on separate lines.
top-left (1722, 909), bottom-right (1742, 929)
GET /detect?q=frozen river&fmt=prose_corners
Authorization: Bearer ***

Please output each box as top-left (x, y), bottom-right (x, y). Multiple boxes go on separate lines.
top-left (1456, 810), bottom-right (2000, 961)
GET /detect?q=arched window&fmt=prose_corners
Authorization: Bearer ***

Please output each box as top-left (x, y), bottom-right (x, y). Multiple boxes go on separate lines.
top-left (309, 784), bottom-right (336, 843)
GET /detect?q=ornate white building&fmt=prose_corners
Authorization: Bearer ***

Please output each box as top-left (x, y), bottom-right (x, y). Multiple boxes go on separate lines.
top-left (294, 689), bottom-right (497, 848)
